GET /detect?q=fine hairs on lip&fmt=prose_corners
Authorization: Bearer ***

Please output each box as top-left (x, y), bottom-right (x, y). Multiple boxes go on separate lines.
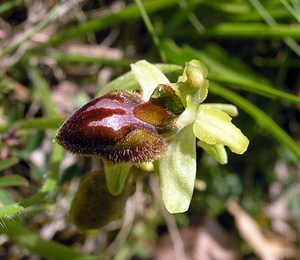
top-left (56, 90), bottom-right (179, 164)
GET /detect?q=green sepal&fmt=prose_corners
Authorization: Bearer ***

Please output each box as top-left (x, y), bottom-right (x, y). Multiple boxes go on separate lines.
top-left (197, 140), bottom-right (228, 164)
top-left (158, 124), bottom-right (196, 213)
top-left (131, 60), bottom-right (170, 101)
top-left (104, 163), bottom-right (132, 195)
top-left (193, 106), bottom-right (249, 154)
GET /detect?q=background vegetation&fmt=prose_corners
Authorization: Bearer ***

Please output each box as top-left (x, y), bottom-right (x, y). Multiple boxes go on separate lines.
top-left (0, 0), bottom-right (300, 259)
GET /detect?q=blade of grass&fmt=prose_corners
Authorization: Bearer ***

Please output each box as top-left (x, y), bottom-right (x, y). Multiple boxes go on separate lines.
top-left (163, 0), bottom-right (203, 37)
top-left (47, 52), bottom-right (134, 67)
top-left (0, 158), bottom-right (19, 171)
top-left (0, 175), bottom-right (28, 188)
top-left (134, 0), bottom-right (166, 61)
top-left (237, 10), bottom-right (291, 22)
top-left (0, 190), bottom-right (14, 205)
top-left (0, 222), bottom-right (99, 260)
top-left (180, 23), bottom-right (300, 39)
top-left (162, 39), bottom-right (268, 84)
top-left (0, 0), bottom-right (23, 14)
top-left (0, 117), bottom-right (64, 134)
top-left (208, 74), bottom-right (300, 104)
top-left (280, 0), bottom-right (300, 22)
top-left (48, 0), bottom-right (178, 46)
top-left (234, 5), bottom-right (291, 21)
top-left (0, 142), bottom-right (63, 219)
top-left (162, 40), bottom-right (300, 105)
top-left (203, 0), bottom-right (251, 14)
top-left (28, 66), bottom-right (57, 117)
top-left (209, 83), bottom-right (300, 161)
top-left (178, 0), bottom-right (204, 33)
top-left (249, 0), bottom-right (300, 57)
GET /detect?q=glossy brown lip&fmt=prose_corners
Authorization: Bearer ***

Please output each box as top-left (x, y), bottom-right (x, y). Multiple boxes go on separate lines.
top-left (56, 90), bottom-right (175, 164)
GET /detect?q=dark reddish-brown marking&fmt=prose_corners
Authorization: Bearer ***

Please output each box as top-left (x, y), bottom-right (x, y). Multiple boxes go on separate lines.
top-left (56, 90), bottom-right (173, 163)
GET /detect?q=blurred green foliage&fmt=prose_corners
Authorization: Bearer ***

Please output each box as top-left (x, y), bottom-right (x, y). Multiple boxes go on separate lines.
top-left (0, 0), bottom-right (300, 259)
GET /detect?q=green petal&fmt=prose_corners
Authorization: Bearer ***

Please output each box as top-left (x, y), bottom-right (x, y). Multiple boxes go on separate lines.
top-left (197, 140), bottom-right (228, 164)
top-left (158, 124), bottom-right (196, 213)
top-left (175, 92), bottom-right (199, 130)
top-left (178, 60), bottom-right (209, 103)
top-left (131, 60), bottom-right (170, 101)
top-left (200, 103), bottom-right (239, 117)
top-left (104, 163), bottom-right (131, 195)
top-left (193, 106), bottom-right (249, 154)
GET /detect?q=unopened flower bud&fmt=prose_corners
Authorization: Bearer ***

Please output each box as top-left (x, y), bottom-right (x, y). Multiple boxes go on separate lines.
top-left (69, 170), bottom-right (132, 230)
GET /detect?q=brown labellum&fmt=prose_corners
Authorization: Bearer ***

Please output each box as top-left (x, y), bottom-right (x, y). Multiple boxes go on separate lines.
top-left (56, 90), bottom-right (177, 164)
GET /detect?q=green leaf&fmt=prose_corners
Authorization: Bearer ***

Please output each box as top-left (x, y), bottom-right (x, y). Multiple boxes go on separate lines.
top-left (104, 163), bottom-right (132, 195)
top-left (131, 60), bottom-right (170, 101)
top-left (0, 158), bottom-right (19, 171)
top-left (158, 124), bottom-right (196, 213)
top-left (197, 140), bottom-right (228, 164)
top-left (0, 175), bottom-right (29, 188)
top-left (193, 106), bottom-right (249, 154)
